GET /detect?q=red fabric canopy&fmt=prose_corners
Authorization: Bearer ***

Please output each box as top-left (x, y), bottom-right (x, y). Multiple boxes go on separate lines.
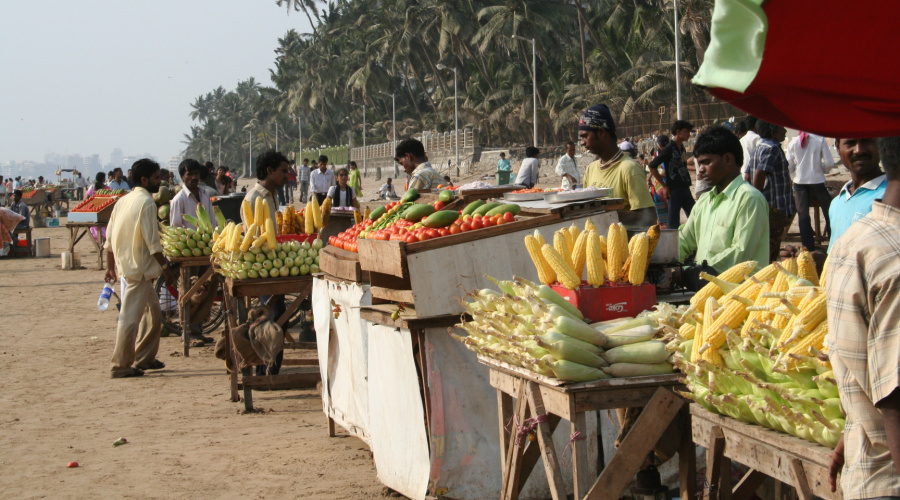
top-left (707, 0), bottom-right (900, 137)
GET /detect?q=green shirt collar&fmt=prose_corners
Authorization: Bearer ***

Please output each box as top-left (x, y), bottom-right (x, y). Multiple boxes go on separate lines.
top-left (709, 175), bottom-right (744, 199)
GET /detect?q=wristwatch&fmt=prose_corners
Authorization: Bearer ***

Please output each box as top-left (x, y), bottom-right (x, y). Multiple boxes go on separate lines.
top-left (162, 261), bottom-right (174, 270)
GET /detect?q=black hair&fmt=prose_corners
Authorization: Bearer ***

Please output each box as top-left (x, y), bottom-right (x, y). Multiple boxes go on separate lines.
top-left (318, 155), bottom-right (328, 164)
top-left (178, 158), bottom-right (202, 178)
top-left (525, 146), bottom-right (540, 158)
top-left (349, 161), bottom-right (357, 168)
top-left (755, 120), bottom-right (782, 140)
top-left (735, 120), bottom-right (748, 136)
top-left (500, 152), bottom-right (506, 157)
top-left (395, 138), bottom-right (426, 160)
top-left (302, 158), bottom-right (309, 164)
top-left (336, 167), bottom-right (349, 177)
top-left (204, 161), bottom-right (214, 171)
top-left (672, 120), bottom-right (693, 135)
top-left (743, 116), bottom-right (759, 133)
top-left (878, 137), bottom-right (900, 181)
top-left (657, 135), bottom-right (670, 148)
top-left (94, 172), bottom-right (106, 190)
top-left (131, 159), bottom-right (160, 187)
top-left (693, 126), bottom-right (743, 167)
top-left (14, 189), bottom-right (22, 198)
top-left (112, 167), bottom-right (123, 175)
top-left (443, 176), bottom-right (451, 182)
top-left (255, 150), bottom-right (289, 180)
top-left (217, 165), bottom-right (228, 172)
top-left (565, 141), bottom-right (575, 147)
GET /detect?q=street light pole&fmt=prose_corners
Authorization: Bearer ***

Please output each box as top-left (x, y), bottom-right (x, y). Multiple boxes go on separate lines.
top-left (218, 136), bottom-right (221, 165)
top-left (298, 116), bottom-right (302, 160)
top-left (512, 35), bottom-right (538, 146)
top-left (436, 64), bottom-right (460, 175)
top-left (380, 92), bottom-right (398, 178)
top-left (275, 122), bottom-right (279, 151)
top-left (674, 0), bottom-right (682, 119)
top-left (208, 139), bottom-right (212, 162)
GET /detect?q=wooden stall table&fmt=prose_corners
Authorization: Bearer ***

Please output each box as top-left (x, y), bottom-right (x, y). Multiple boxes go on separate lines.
top-left (222, 275), bottom-right (319, 410)
top-left (481, 357), bottom-right (691, 500)
top-left (690, 405), bottom-right (842, 500)
top-left (318, 208), bottom-right (356, 244)
top-left (165, 255), bottom-right (215, 357)
top-left (66, 221), bottom-right (107, 269)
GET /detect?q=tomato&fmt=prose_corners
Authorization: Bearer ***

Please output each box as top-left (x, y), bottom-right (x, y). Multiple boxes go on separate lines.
top-left (503, 211), bottom-right (515, 222)
top-left (460, 222), bottom-right (472, 232)
top-left (449, 225), bottom-right (460, 235)
top-left (427, 229), bottom-right (440, 239)
top-left (438, 228), bottom-right (450, 237)
top-left (418, 232), bottom-right (431, 241)
top-left (473, 214), bottom-right (482, 221)
top-left (471, 220), bottom-right (483, 230)
top-left (482, 218), bottom-right (494, 227)
top-left (405, 234), bottom-right (419, 243)
top-left (434, 201), bottom-right (445, 210)
top-left (329, 236), bottom-right (337, 246)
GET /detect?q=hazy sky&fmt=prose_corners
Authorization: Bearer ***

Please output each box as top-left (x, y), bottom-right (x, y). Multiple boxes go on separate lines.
top-left (0, 0), bottom-right (312, 164)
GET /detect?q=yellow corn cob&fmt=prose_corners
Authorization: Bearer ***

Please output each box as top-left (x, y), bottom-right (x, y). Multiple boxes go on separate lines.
top-left (797, 250), bottom-right (819, 286)
top-left (607, 223), bottom-right (628, 283)
top-left (230, 224), bottom-right (243, 252)
top-left (253, 197), bottom-right (263, 228)
top-left (294, 212), bottom-right (304, 234)
top-left (568, 223), bottom-right (581, 247)
top-left (704, 293), bottom-right (757, 350)
top-left (554, 230), bottom-right (574, 269)
top-left (321, 197), bottom-right (332, 226)
top-left (571, 230), bottom-right (589, 279)
top-left (698, 297), bottom-right (721, 363)
top-left (263, 197), bottom-right (271, 223)
top-left (541, 244), bottom-right (580, 290)
top-left (627, 233), bottom-right (650, 285)
top-left (309, 196), bottom-right (323, 229)
top-left (525, 235), bottom-right (556, 285)
top-left (584, 218), bottom-right (598, 233)
top-left (250, 231), bottom-right (267, 249)
top-left (819, 254), bottom-right (830, 288)
top-left (751, 263), bottom-right (779, 282)
top-left (586, 230), bottom-right (606, 287)
top-left (599, 235), bottom-right (607, 260)
top-left (276, 211), bottom-right (284, 232)
top-left (619, 256), bottom-right (632, 283)
top-left (353, 209), bottom-right (362, 225)
top-left (284, 206), bottom-right (294, 234)
top-left (741, 280), bottom-right (773, 336)
top-left (241, 200), bottom-right (253, 229)
top-left (790, 320), bottom-right (828, 355)
top-left (776, 290), bottom-right (819, 344)
top-left (562, 228), bottom-right (575, 253)
top-left (690, 261), bottom-right (757, 313)
top-left (240, 223), bottom-right (258, 252)
top-left (304, 203), bottom-right (315, 234)
top-left (797, 293), bottom-right (827, 332)
top-left (679, 322), bottom-right (696, 340)
top-left (770, 258), bottom-right (797, 294)
top-left (265, 219), bottom-right (277, 248)
top-left (646, 225), bottom-right (661, 261)
top-left (364, 207), bottom-right (371, 220)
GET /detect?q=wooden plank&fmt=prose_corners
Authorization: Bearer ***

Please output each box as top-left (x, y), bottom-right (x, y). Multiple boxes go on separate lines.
top-left (275, 279), bottom-right (311, 327)
top-left (318, 245), bottom-right (364, 282)
top-left (732, 470), bottom-right (766, 500)
top-left (281, 358), bottom-right (319, 366)
top-left (790, 459), bottom-right (813, 500)
top-left (514, 414), bottom-right (561, 498)
top-left (574, 386), bottom-right (674, 412)
top-left (503, 382), bottom-right (529, 500)
top-left (180, 266), bottom-right (191, 357)
top-left (369, 271), bottom-right (412, 291)
top-left (225, 275), bottom-right (314, 298)
top-left (571, 410), bottom-right (591, 500)
top-left (583, 388), bottom-right (684, 500)
top-left (404, 213), bottom-right (561, 254)
top-left (283, 341), bottom-right (317, 350)
top-left (707, 426), bottom-right (727, 500)
top-left (370, 286), bottom-right (416, 305)
top-left (525, 382), bottom-right (567, 500)
top-left (178, 265), bottom-right (215, 307)
top-left (679, 407), bottom-right (698, 500)
top-left (357, 238), bottom-right (408, 278)
top-left (358, 304), bottom-right (460, 330)
top-left (239, 371), bottom-right (321, 390)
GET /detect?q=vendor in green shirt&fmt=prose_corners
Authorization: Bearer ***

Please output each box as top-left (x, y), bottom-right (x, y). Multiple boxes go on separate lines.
top-left (348, 161), bottom-right (362, 197)
top-left (678, 126), bottom-right (770, 273)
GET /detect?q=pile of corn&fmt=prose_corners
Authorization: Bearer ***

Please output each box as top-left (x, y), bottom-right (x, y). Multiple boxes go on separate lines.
top-left (275, 197), bottom-right (328, 235)
top-left (525, 220), bottom-right (660, 290)
top-left (452, 276), bottom-right (677, 382)
top-left (661, 253), bottom-right (843, 448)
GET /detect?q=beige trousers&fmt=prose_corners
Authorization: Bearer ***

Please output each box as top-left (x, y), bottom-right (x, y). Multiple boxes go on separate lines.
top-left (110, 277), bottom-right (162, 377)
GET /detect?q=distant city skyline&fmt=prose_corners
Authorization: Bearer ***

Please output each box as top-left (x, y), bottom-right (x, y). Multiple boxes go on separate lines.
top-left (0, 1), bottom-right (312, 166)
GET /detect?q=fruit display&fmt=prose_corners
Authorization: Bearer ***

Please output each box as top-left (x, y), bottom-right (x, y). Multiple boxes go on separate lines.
top-left (160, 205), bottom-right (224, 258)
top-left (97, 189), bottom-right (128, 196)
top-left (451, 276), bottom-right (676, 382)
top-left (71, 194), bottom-right (123, 213)
top-left (153, 181), bottom-right (174, 222)
top-left (210, 198), bottom-right (323, 279)
top-left (658, 253), bottom-right (842, 448)
top-left (525, 220), bottom-right (660, 290)
top-left (330, 191), bottom-right (522, 252)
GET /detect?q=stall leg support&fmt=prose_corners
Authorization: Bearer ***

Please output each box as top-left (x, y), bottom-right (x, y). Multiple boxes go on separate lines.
top-left (180, 266), bottom-right (191, 357)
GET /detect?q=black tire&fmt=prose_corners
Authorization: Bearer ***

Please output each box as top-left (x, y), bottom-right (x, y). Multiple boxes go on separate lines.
top-left (154, 275), bottom-right (226, 336)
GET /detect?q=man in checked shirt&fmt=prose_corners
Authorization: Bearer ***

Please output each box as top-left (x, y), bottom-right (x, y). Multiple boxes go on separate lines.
top-left (827, 136), bottom-right (900, 498)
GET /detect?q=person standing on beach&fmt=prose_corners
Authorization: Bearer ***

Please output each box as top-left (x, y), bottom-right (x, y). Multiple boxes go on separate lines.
top-left (104, 159), bottom-right (174, 378)
top-left (555, 141), bottom-right (580, 189)
top-left (348, 161), bottom-right (362, 198)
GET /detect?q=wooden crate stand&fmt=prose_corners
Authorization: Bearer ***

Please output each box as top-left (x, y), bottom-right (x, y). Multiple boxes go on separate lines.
top-left (66, 222), bottom-right (108, 269)
top-left (482, 357), bottom-right (691, 500)
top-left (165, 255), bottom-right (215, 356)
top-left (690, 405), bottom-right (842, 500)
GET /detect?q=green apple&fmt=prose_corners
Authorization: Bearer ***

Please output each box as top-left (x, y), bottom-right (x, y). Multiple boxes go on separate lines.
top-left (273, 258), bottom-right (283, 268)
top-left (237, 270), bottom-right (249, 280)
top-left (258, 268), bottom-right (269, 278)
top-left (266, 250), bottom-right (277, 261)
top-left (243, 252), bottom-right (256, 262)
top-left (251, 262), bottom-right (262, 271)
top-left (263, 260), bottom-right (273, 270)
top-left (284, 257), bottom-right (294, 267)
top-left (290, 266), bottom-right (300, 276)
top-left (300, 264), bottom-right (310, 275)
top-left (248, 269), bottom-right (259, 279)
top-left (310, 264), bottom-right (320, 274)
top-left (304, 257), bottom-right (313, 265)
top-left (308, 249), bottom-right (318, 259)
top-left (301, 241), bottom-right (311, 251)
top-left (279, 266), bottom-right (290, 277)
top-left (312, 238), bottom-right (323, 250)
top-left (255, 252), bottom-right (266, 263)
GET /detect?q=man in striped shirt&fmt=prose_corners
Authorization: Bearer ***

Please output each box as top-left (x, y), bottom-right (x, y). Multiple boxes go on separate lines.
top-left (827, 136), bottom-right (900, 499)
top-left (750, 120), bottom-right (793, 262)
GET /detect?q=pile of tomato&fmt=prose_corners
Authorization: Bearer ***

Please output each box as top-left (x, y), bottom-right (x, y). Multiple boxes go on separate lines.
top-left (72, 195), bottom-right (116, 213)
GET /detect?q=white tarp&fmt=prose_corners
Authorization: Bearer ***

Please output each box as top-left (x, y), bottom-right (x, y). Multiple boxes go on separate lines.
top-left (312, 277), bottom-right (372, 443)
top-left (422, 327), bottom-right (598, 499)
top-left (367, 322), bottom-right (431, 500)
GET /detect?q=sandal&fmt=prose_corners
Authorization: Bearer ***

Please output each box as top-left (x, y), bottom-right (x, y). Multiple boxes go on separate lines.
top-left (137, 360), bottom-right (165, 370)
top-left (112, 368), bottom-right (144, 379)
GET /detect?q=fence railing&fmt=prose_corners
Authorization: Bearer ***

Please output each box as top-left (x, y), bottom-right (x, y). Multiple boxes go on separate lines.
top-left (616, 102), bottom-right (747, 140)
top-left (349, 129), bottom-right (475, 162)
top-left (298, 145), bottom-right (349, 165)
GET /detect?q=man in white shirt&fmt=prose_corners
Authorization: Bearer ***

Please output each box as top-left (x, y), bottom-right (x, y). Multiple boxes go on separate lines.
top-left (739, 116), bottom-right (762, 182)
top-left (75, 173), bottom-right (88, 200)
top-left (515, 146), bottom-right (541, 188)
top-left (554, 141), bottom-right (580, 189)
top-left (108, 168), bottom-right (131, 192)
top-left (298, 158), bottom-right (312, 203)
top-left (309, 155), bottom-right (336, 205)
top-left (378, 178), bottom-right (398, 199)
top-left (786, 132), bottom-right (835, 251)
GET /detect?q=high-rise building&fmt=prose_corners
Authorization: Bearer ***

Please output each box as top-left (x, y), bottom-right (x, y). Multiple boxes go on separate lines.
top-left (110, 148), bottom-right (124, 167)
top-left (168, 155), bottom-right (184, 170)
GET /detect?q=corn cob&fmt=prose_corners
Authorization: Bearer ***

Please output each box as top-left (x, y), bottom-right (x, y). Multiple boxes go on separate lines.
top-left (554, 230), bottom-right (574, 269)
top-left (304, 203), bottom-right (315, 234)
top-left (229, 224), bottom-right (243, 252)
top-left (250, 231), bottom-right (267, 249)
top-left (646, 225), bottom-right (661, 262)
top-left (363, 207), bottom-right (371, 220)
top-left (253, 197), bottom-right (264, 228)
top-left (796, 293), bottom-right (827, 332)
top-left (679, 322), bottom-right (696, 340)
top-left (309, 196), bottom-right (323, 229)
top-left (819, 255), bottom-right (830, 288)
top-left (586, 230), bottom-right (605, 287)
top-left (704, 294), bottom-right (756, 352)
top-left (525, 235), bottom-right (556, 285)
top-left (699, 297), bottom-right (722, 364)
top-left (276, 211), bottom-right (284, 232)
top-left (541, 244), bottom-right (580, 290)
top-left (599, 235), bottom-right (607, 260)
top-left (752, 263), bottom-right (779, 282)
top-left (241, 200), bottom-right (253, 229)
top-left (584, 218), bottom-right (598, 233)
top-left (627, 233), bottom-right (650, 285)
top-left (690, 306), bottom-right (710, 363)
top-left (741, 279), bottom-right (773, 336)
top-left (797, 250), bottom-right (819, 286)
top-left (562, 227), bottom-right (575, 253)
top-left (534, 230), bottom-right (546, 247)
top-left (321, 197), bottom-right (332, 226)
top-left (239, 223), bottom-right (258, 252)
top-left (353, 209), bottom-right (362, 225)
top-left (784, 321), bottom-right (828, 367)
top-left (689, 261), bottom-right (757, 313)
top-left (569, 223), bottom-right (581, 244)
top-left (607, 223), bottom-right (628, 283)
top-left (571, 230), bottom-right (589, 279)
top-left (265, 219), bottom-right (277, 248)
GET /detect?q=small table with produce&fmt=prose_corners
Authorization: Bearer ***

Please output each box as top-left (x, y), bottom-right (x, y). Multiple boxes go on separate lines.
top-left (66, 193), bottom-right (124, 269)
top-left (163, 255), bottom-right (215, 357)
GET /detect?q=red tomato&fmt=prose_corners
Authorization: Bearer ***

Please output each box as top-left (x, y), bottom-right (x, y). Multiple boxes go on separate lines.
top-left (438, 228), bottom-right (450, 237)
top-left (434, 201), bottom-right (446, 210)
top-left (427, 229), bottom-right (440, 239)
top-left (460, 222), bottom-right (472, 232)
top-left (418, 233), bottom-right (431, 241)
top-left (503, 211), bottom-right (515, 222)
top-left (405, 234), bottom-right (419, 243)
top-left (482, 218), bottom-right (494, 227)
top-left (449, 225), bottom-right (460, 235)
top-left (473, 214), bottom-right (482, 220)
top-left (471, 220), bottom-right (483, 230)
top-left (349, 242), bottom-right (358, 252)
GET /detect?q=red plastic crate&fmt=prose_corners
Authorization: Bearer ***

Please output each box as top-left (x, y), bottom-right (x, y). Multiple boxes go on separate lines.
top-left (276, 233), bottom-right (318, 244)
top-left (550, 282), bottom-right (657, 322)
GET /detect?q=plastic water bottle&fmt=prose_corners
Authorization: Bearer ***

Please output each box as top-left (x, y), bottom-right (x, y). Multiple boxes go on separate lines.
top-left (97, 283), bottom-right (114, 312)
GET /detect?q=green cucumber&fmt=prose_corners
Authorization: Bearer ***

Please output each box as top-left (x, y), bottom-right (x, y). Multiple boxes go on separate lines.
top-left (461, 200), bottom-right (484, 216)
top-left (439, 190), bottom-right (455, 202)
top-left (485, 203), bottom-right (521, 217)
top-left (403, 203), bottom-right (437, 222)
top-left (402, 188), bottom-right (420, 202)
top-left (423, 210), bottom-right (460, 228)
top-left (369, 205), bottom-right (386, 220)
top-left (473, 202), bottom-right (503, 216)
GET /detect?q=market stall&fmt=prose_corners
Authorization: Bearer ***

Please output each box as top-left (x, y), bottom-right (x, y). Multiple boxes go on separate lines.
top-left (66, 192), bottom-right (123, 269)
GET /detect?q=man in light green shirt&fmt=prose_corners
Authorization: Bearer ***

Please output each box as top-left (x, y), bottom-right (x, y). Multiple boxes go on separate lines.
top-left (679, 126), bottom-right (770, 273)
